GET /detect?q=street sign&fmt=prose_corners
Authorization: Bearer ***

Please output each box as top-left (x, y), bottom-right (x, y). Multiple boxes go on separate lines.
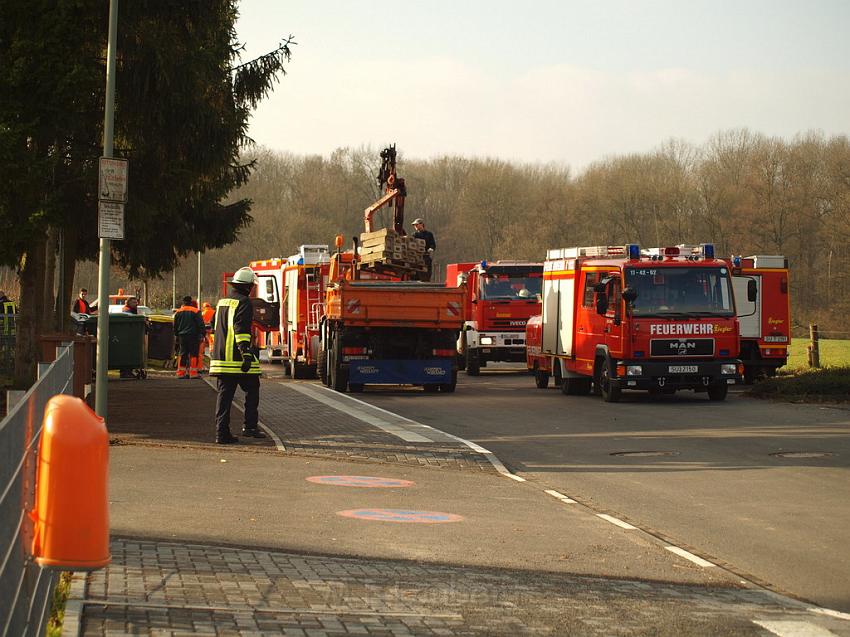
top-left (98, 201), bottom-right (124, 240)
top-left (98, 157), bottom-right (128, 203)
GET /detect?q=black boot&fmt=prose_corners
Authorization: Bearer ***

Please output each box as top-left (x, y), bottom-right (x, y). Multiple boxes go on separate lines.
top-left (216, 432), bottom-right (239, 444)
top-left (241, 428), bottom-right (267, 439)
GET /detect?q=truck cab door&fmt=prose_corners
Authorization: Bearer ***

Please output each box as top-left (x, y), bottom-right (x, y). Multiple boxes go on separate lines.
top-left (604, 275), bottom-right (624, 356)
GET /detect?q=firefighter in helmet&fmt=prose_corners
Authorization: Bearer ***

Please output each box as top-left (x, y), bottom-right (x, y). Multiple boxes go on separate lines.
top-left (209, 267), bottom-right (266, 444)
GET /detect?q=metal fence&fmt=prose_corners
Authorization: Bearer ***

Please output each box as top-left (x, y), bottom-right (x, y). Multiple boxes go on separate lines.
top-left (0, 343), bottom-right (73, 636)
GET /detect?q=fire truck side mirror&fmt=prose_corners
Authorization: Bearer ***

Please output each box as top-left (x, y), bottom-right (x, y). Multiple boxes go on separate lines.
top-left (747, 279), bottom-right (758, 302)
top-left (595, 294), bottom-right (608, 316)
top-left (622, 287), bottom-right (637, 304)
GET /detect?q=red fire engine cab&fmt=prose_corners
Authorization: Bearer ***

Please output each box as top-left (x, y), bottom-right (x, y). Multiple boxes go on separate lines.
top-left (526, 244), bottom-right (744, 402)
top-left (728, 254), bottom-right (790, 382)
top-left (656, 247), bottom-right (791, 382)
top-left (446, 261), bottom-right (543, 375)
top-left (249, 245), bottom-right (330, 378)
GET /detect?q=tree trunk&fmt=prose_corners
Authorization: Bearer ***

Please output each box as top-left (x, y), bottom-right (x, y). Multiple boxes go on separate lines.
top-left (43, 226), bottom-right (59, 332)
top-left (14, 236), bottom-right (47, 388)
top-left (55, 223), bottom-right (79, 334)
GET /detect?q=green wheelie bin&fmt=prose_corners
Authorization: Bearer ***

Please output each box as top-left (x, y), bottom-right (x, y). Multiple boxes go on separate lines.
top-left (89, 313), bottom-right (147, 379)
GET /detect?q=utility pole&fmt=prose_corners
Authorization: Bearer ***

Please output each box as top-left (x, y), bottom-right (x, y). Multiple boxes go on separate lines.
top-left (95, 0), bottom-right (119, 419)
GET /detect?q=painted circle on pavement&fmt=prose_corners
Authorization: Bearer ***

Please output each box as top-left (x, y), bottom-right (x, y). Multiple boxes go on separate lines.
top-left (307, 475), bottom-right (415, 488)
top-left (337, 509), bottom-right (464, 523)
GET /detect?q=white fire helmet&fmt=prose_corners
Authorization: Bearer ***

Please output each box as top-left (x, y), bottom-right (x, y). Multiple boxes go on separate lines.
top-left (230, 267), bottom-right (257, 285)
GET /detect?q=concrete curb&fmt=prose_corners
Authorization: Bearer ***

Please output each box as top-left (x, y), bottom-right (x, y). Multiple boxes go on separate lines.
top-left (60, 571), bottom-right (87, 637)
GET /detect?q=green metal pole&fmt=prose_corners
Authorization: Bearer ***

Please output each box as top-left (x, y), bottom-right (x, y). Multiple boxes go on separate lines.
top-left (95, 0), bottom-right (119, 419)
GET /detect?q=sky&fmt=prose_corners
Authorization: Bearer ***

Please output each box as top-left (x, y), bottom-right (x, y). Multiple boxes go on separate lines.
top-left (235, 0), bottom-right (850, 169)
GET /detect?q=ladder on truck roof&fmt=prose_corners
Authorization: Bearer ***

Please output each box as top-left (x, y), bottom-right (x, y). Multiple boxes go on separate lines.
top-left (546, 245), bottom-right (630, 260)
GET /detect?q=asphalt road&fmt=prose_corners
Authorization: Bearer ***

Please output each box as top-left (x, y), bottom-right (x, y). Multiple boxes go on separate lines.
top-left (342, 365), bottom-right (850, 613)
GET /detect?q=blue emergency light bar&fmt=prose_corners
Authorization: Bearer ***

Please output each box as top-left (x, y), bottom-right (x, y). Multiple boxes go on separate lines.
top-left (627, 244), bottom-right (641, 260)
top-left (732, 255), bottom-right (742, 267)
top-left (701, 243), bottom-right (715, 258)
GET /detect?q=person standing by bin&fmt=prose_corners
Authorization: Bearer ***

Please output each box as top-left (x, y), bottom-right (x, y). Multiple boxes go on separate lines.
top-left (173, 296), bottom-right (205, 379)
top-left (72, 288), bottom-right (91, 314)
top-left (122, 297), bottom-right (139, 314)
top-left (210, 268), bottom-right (265, 444)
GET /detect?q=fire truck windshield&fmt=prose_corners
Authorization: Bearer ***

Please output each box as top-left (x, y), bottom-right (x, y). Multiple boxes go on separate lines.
top-left (624, 266), bottom-right (734, 317)
top-left (481, 274), bottom-right (542, 300)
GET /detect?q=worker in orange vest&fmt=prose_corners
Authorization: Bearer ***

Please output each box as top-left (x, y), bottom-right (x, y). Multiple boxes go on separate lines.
top-left (173, 296), bottom-right (205, 379)
top-left (198, 301), bottom-right (215, 372)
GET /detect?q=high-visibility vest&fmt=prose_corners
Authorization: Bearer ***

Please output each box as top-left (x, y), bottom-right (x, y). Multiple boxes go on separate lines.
top-left (1, 301), bottom-right (17, 336)
top-left (209, 295), bottom-right (260, 376)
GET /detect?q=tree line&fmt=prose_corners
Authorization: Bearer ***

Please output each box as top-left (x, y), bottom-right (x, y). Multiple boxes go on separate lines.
top-left (120, 130), bottom-right (847, 335)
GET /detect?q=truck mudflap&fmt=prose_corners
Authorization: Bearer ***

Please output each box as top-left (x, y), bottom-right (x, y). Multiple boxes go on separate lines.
top-left (610, 360), bottom-right (743, 391)
top-left (348, 359), bottom-right (454, 385)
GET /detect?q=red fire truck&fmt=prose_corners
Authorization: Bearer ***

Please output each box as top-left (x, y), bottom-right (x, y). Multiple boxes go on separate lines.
top-left (728, 254), bottom-right (790, 382)
top-left (249, 245), bottom-right (331, 378)
top-left (526, 244), bottom-right (744, 401)
top-left (446, 261), bottom-right (543, 375)
top-left (651, 247), bottom-right (791, 382)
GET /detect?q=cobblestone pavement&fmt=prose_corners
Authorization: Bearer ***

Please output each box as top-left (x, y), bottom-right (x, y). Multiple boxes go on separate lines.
top-left (68, 537), bottom-right (850, 637)
top-left (253, 381), bottom-right (495, 473)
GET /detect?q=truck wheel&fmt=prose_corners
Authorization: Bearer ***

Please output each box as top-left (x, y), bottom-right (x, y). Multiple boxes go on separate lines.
top-left (599, 359), bottom-right (621, 403)
top-left (707, 384), bottom-right (728, 401)
top-left (423, 384), bottom-right (440, 393)
top-left (349, 383), bottom-right (364, 393)
top-left (439, 370), bottom-right (458, 393)
top-left (535, 369), bottom-right (549, 389)
top-left (329, 336), bottom-right (348, 392)
top-left (292, 361), bottom-right (309, 379)
top-left (457, 334), bottom-right (467, 371)
top-left (318, 348), bottom-right (328, 386)
top-left (466, 348), bottom-right (481, 376)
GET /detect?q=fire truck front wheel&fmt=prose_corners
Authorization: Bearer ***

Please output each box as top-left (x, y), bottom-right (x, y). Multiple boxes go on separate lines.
top-left (707, 383), bottom-right (728, 401)
top-left (534, 369), bottom-right (549, 389)
top-left (598, 359), bottom-right (622, 403)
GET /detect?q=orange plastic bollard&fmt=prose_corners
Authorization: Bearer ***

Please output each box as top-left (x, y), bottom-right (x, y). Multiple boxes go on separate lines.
top-left (32, 394), bottom-right (110, 570)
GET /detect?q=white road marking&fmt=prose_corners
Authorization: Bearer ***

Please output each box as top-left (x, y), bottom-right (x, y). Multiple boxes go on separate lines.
top-left (302, 384), bottom-right (526, 480)
top-left (664, 545), bottom-right (715, 568)
top-left (544, 489), bottom-right (577, 504)
top-left (753, 620), bottom-right (838, 636)
top-left (596, 514), bottom-right (637, 530)
top-left (288, 384), bottom-right (432, 442)
top-left (809, 608), bottom-right (850, 622)
top-left (202, 377), bottom-right (285, 451)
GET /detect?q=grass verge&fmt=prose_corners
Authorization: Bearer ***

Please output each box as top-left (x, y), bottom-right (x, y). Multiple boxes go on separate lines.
top-left (46, 571), bottom-right (73, 637)
top-left (749, 366), bottom-right (850, 402)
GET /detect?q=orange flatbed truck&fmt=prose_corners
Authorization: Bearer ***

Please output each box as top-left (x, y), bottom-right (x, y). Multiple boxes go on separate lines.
top-left (319, 252), bottom-right (466, 393)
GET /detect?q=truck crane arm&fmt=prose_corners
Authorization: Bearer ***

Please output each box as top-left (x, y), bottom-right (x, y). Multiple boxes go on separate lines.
top-left (364, 144), bottom-right (406, 234)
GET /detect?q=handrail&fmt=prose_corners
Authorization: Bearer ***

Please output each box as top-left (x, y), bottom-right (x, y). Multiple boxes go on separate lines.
top-left (0, 344), bottom-right (74, 636)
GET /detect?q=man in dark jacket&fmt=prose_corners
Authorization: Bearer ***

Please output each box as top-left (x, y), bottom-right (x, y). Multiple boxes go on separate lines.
top-left (412, 218), bottom-right (436, 281)
top-left (173, 295), bottom-right (205, 379)
top-left (210, 268), bottom-right (266, 444)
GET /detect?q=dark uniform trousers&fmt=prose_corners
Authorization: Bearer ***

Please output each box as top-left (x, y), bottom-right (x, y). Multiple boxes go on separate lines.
top-left (215, 375), bottom-right (260, 437)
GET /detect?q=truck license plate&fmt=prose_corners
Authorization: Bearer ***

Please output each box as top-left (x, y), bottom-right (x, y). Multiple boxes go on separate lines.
top-left (668, 365), bottom-right (698, 373)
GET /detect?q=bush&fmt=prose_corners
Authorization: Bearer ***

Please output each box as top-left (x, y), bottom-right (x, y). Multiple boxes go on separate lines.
top-left (748, 366), bottom-right (850, 402)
